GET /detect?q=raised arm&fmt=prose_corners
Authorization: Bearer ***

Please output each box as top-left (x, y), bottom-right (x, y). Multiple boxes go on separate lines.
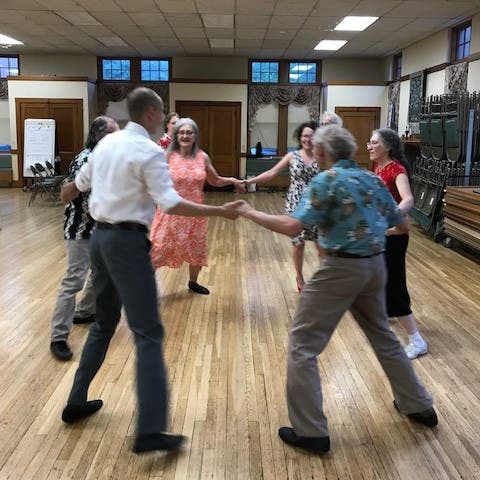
top-left (244, 152), bottom-right (291, 187)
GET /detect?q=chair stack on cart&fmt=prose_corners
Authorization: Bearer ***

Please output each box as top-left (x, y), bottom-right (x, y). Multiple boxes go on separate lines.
top-left (410, 92), bottom-right (480, 248)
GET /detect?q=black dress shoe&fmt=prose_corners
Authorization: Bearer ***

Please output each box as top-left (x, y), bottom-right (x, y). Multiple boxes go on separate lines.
top-left (278, 427), bottom-right (330, 454)
top-left (50, 341), bottom-right (73, 361)
top-left (188, 281), bottom-right (210, 295)
top-left (393, 400), bottom-right (438, 427)
top-left (73, 314), bottom-right (95, 324)
top-left (133, 433), bottom-right (185, 453)
top-left (62, 400), bottom-right (103, 423)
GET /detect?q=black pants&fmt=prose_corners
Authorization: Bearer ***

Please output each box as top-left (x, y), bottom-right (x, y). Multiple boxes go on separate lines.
top-left (384, 234), bottom-right (412, 317)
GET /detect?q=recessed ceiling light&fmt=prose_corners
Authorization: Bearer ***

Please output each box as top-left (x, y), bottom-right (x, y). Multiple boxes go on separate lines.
top-left (335, 16), bottom-right (378, 31)
top-left (314, 40), bottom-right (347, 51)
top-left (0, 34), bottom-right (23, 46)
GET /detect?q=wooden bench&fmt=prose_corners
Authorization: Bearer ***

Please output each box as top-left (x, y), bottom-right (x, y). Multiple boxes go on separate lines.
top-left (0, 153), bottom-right (13, 187)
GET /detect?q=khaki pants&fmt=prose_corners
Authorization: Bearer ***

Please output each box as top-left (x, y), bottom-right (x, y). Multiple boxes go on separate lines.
top-left (287, 254), bottom-right (433, 437)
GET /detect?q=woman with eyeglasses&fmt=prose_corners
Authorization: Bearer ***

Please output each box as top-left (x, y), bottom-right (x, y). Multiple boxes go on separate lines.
top-left (367, 128), bottom-right (427, 359)
top-left (150, 118), bottom-right (245, 294)
top-left (244, 121), bottom-right (321, 292)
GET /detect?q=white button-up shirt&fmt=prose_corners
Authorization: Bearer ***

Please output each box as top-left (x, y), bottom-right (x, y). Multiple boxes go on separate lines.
top-left (75, 122), bottom-right (181, 227)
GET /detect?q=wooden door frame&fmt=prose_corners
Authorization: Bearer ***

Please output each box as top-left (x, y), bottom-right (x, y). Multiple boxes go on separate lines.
top-left (175, 100), bottom-right (241, 176)
top-left (15, 98), bottom-right (83, 187)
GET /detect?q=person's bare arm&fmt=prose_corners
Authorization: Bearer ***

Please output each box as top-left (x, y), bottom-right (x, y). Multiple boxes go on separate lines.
top-left (226, 199), bottom-right (303, 236)
top-left (244, 153), bottom-right (291, 186)
top-left (167, 198), bottom-right (240, 220)
top-left (204, 154), bottom-right (245, 192)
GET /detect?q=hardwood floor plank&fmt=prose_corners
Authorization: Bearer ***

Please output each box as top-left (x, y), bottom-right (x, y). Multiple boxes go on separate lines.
top-left (1, 189), bottom-right (480, 479)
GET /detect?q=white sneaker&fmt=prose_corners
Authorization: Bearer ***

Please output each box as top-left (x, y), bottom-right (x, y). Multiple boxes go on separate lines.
top-left (405, 341), bottom-right (428, 359)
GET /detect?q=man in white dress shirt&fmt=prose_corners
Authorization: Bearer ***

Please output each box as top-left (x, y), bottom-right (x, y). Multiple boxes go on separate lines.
top-left (60, 87), bottom-right (238, 453)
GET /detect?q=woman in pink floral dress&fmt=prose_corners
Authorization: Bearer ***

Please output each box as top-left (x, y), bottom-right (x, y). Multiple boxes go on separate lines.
top-left (150, 118), bottom-right (245, 294)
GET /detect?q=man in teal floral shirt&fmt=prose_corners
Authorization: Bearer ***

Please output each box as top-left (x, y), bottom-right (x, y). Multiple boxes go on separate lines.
top-left (232, 125), bottom-right (437, 455)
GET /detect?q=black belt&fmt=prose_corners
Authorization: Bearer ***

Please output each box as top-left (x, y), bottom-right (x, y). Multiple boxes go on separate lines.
top-left (326, 250), bottom-right (383, 259)
top-left (96, 221), bottom-right (148, 233)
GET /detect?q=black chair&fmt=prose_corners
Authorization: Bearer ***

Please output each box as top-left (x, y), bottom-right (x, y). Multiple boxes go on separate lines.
top-left (28, 164), bottom-right (66, 205)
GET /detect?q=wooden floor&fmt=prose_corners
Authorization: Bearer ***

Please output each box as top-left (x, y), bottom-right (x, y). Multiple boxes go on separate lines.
top-left (1, 188), bottom-right (480, 480)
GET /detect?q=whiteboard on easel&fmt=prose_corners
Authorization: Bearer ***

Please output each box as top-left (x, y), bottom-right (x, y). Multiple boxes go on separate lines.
top-left (23, 119), bottom-right (56, 177)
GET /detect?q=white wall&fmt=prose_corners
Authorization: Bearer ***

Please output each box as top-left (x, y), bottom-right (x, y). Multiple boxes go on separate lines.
top-left (425, 70), bottom-right (445, 98)
top-left (467, 59), bottom-right (480, 92)
top-left (7, 79), bottom-right (93, 180)
top-left (173, 57), bottom-right (247, 80)
top-left (326, 85), bottom-right (388, 127)
top-left (20, 54), bottom-right (97, 78)
top-left (0, 100), bottom-right (10, 145)
top-left (322, 58), bottom-right (386, 83)
top-left (402, 30), bottom-right (449, 75)
top-left (398, 80), bottom-right (410, 135)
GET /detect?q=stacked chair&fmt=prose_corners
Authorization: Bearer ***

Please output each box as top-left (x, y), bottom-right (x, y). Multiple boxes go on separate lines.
top-left (28, 162), bottom-right (66, 206)
top-left (410, 92), bottom-right (480, 243)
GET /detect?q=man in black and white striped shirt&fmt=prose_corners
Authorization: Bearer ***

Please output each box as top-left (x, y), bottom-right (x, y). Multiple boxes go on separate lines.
top-left (50, 116), bottom-right (119, 361)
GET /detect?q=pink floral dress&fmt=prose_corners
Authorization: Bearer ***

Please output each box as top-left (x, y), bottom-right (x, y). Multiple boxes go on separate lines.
top-left (150, 150), bottom-right (208, 269)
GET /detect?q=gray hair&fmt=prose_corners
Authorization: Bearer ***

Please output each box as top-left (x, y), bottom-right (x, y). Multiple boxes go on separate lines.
top-left (313, 125), bottom-right (357, 162)
top-left (320, 111), bottom-right (343, 127)
top-left (167, 117), bottom-right (200, 157)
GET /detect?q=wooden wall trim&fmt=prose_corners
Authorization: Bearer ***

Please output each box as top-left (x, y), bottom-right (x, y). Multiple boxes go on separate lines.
top-left (7, 75), bottom-right (96, 84)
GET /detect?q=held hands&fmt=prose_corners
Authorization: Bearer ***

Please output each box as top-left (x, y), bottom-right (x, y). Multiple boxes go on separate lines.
top-left (223, 199), bottom-right (254, 217)
top-left (220, 200), bottom-right (244, 219)
top-left (233, 179), bottom-right (247, 193)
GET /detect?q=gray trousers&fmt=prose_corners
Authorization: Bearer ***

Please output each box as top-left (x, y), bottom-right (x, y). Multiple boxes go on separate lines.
top-left (51, 239), bottom-right (95, 342)
top-left (287, 254), bottom-right (433, 437)
top-left (67, 228), bottom-right (168, 435)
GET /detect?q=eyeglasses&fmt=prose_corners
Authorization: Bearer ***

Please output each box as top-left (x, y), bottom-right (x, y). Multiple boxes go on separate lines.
top-left (301, 134), bottom-right (313, 139)
top-left (178, 130), bottom-right (195, 136)
top-left (366, 141), bottom-right (379, 147)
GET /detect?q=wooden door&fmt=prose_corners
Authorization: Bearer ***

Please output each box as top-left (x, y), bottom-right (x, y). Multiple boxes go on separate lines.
top-left (15, 98), bottom-right (84, 184)
top-left (50, 100), bottom-right (83, 174)
top-left (176, 101), bottom-right (240, 177)
top-left (335, 107), bottom-right (380, 170)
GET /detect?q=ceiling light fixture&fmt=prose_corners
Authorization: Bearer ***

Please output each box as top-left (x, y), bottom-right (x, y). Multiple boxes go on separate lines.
top-left (314, 40), bottom-right (347, 51)
top-left (0, 34), bottom-right (23, 48)
top-left (335, 16), bottom-right (378, 31)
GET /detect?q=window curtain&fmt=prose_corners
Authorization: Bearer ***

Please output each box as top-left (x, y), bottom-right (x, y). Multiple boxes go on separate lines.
top-left (387, 81), bottom-right (400, 132)
top-left (248, 85), bottom-right (320, 131)
top-left (444, 62), bottom-right (468, 94)
top-left (0, 80), bottom-right (7, 99)
top-left (97, 83), bottom-right (169, 115)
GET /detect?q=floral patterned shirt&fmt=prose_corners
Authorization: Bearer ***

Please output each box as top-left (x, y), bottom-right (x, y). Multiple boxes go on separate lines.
top-left (292, 159), bottom-right (403, 255)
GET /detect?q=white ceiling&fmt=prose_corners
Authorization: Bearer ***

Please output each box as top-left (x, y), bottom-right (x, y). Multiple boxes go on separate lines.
top-left (0, 0), bottom-right (479, 59)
